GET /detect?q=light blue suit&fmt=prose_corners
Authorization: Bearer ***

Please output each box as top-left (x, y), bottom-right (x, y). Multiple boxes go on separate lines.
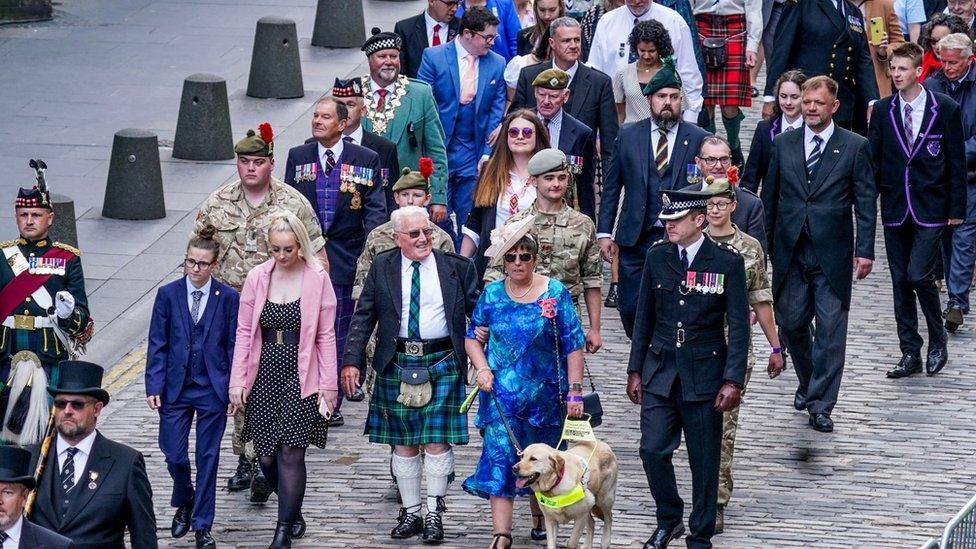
top-left (418, 40), bottom-right (506, 243)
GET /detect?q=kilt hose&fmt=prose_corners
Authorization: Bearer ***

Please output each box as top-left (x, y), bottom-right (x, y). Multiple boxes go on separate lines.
top-left (697, 13), bottom-right (752, 107)
top-left (366, 348), bottom-right (469, 447)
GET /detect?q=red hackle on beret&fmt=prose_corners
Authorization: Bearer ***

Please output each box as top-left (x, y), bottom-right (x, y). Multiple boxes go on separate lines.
top-left (419, 157), bottom-right (434, 180)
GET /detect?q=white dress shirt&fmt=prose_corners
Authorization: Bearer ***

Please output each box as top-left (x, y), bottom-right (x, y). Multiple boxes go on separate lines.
top-left (781, 114), bottom-right (803, 133)
top-left (317, 138), bottom-right (345, 167)
top-left (587, 4), bottom-right (703, 121)
top-left (678, 233), bottom-right (706, 267)
top-left (186, 277), bottom-right (211, 322)
top-left (424, 10), bottom-right (450, 47)
top-left (56, 430), bottom-right (98, 488)
top-left (344, 124), bottom-right (365, 145)
top-left (1, 515), bottom-right (23, 548)
top-left (804, 121), bottom-right (836, 160)
top-left (399, 252), bottom-right (450, 339)
top-left (898, 87), bottom-right (927, 142)
top-left (370, 77), bottom-right (395, 104)
top-left (456, 39), bottom-right (479, 92)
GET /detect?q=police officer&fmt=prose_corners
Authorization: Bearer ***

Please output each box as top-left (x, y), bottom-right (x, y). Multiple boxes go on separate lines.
top-left (626, 188), bottom-right (749, 549)
top-left (0, 162), bottom-right (90, 447)
top-left (192, 126), bottom-right (326, 504)
top-left (484, 148), bottom-right (603, 353)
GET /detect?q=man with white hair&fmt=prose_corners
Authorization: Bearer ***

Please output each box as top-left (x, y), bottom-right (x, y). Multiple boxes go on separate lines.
top-left (923, 32), bottom-right (976, 333)
top-left (341, 206), bottom-right (479, 543)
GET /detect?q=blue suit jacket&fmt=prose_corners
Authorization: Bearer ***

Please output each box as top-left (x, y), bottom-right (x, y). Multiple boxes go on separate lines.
top-left (417, 41), bottom-right (506, 162)
top-left (284, 141), bottom-right (388, 285)
top-left (456, 0), bottom-right (521, 61)
top-left (146, 277), bottom-right (239, 405)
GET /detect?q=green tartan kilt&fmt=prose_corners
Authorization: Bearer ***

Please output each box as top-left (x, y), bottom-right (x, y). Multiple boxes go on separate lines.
top-left (366, 348), bottom-right (469, 446)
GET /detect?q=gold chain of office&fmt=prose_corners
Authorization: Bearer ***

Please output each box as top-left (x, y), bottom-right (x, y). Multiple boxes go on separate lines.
top-left (361, 74), bottom-right (409, 135)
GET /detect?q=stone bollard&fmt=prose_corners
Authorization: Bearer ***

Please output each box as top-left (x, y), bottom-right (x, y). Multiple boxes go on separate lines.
top-left (102, 129), bottom-right (166, 220)
top-left (247, 17), bottom-right (304, 99)
top-left (49, 194), bottom-right (78, 248)
top-left (311, 0), bottom-right (365, 48)
top-left (173, 74), bottom-right (234, 161)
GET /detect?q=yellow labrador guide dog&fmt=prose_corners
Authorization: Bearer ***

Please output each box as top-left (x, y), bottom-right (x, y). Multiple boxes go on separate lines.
top-left (513, 417), bottom-right (618, 549)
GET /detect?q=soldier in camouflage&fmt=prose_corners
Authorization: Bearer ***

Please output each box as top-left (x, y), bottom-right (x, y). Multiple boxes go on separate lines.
top-left (702, 177), bottom-right (785, 533)
top-left (484, 148), bottom-right (603, 353)
top-left (191, 125), bottom-right (326, 505)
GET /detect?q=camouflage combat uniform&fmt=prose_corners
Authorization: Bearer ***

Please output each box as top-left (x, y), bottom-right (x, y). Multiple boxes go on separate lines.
top-left (484, 204), bottom-right (602, 316)
top-left (192, 176), bottom-right (325, 457)
top-left (707, 224), bottom-right (772, 508)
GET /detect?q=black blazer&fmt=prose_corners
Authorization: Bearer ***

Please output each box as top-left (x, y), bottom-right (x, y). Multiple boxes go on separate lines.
top-left (394, 12), bottom-right (459, 79)
top-left (868, 91), bottom-right (967, 226)
top-left (307, 131), bottom-right (401, 214)
top-left (762, 125), bottom-right (877, 308)
top-left (20, 520), bottom-right (74, 548)
top-left (627, 237), bottom-right (750, 402)
top-left (284, 140), bottom-right (388, 285)
top-left (343, 248), bottom-right (479, 372)
top-left (741, 117), bottom-right (786, 194)
top-left (510, 61), bottom-right (619, 161)
top-left (764, 0), bottom-right (879, 123)
top-left (462, 205), bottom-right (498, 281)
top-left (598, 120), bottom-right (709, 245)
top-left (30, 432), bottom-right (157, 549)
top-left (516, 27), bottom-right (536, 56)
top-left (556, 111), bottom-right (598, 221)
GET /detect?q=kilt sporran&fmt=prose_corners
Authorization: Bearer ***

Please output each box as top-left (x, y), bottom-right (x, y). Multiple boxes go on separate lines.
top-left (696, 13), bottom-right (752, 107)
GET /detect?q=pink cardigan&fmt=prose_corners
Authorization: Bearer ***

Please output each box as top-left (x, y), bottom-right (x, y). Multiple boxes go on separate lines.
top-left (230, 259), bottom-right (338, 398)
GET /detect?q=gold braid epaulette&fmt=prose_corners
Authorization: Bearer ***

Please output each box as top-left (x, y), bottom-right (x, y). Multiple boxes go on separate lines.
top-left (53, 242), bottom-right (81, 256)
top-left (0, 239), bottom-right (18, 247)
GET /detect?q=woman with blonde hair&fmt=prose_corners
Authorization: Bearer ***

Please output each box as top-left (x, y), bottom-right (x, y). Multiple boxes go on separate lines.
top-left (461, 109), bottom-right (551, 279)
top-left (230, 212), bottom-right (339, 548)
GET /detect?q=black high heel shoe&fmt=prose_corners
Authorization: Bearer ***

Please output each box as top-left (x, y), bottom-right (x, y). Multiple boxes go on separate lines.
top-left (490, 533), bottom-right (513, 548)
top-left (268, 521), bottom-right (293, 549)
top-left (531, 513), bottom-right (546, 540)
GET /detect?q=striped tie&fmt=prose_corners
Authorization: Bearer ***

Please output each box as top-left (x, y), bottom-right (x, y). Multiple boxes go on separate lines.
top-left (61, 447), bottom-right (78, 493)
top-left (408, 261), bottom-right (421, 339)
top-left (655, 128), bottom-right (669, 173)
top-left (325, 149), bottom-right (336, 177)
top-left (904, 103), bottom-right (914, 143)
top-left (806, 135), bottom-right (823, 181)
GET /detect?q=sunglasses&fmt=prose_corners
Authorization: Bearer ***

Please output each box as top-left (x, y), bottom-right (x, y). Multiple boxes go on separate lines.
top-left (508, 127), bottom-right (535, 139)
top-left (54, 398), bottom-right (92, 411)
top-left (503, 252), bottom-right (535, 263)
top-left (398, 228), bottom-right (434, 239)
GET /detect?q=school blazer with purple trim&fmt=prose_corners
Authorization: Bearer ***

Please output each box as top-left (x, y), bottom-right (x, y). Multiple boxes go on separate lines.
top-left (867, 91), bottom-right (967, 227)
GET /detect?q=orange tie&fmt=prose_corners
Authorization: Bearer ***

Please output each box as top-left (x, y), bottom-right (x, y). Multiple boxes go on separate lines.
top-left (460, 54), bottom-right (477, 105)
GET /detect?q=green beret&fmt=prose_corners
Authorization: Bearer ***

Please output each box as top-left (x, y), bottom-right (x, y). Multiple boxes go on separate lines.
top-left (643, 56), bottom-right (682, 96)
top-left (532, 68), bottom-right (570, 90)
top-left (703, 177), bottom-right (736, 200)
top-left (234, 125), bottom-right (273, 157)
top-left (528, 148), bottom-right (569, 176)
top-left (391, 167), bottom-right (430, 193)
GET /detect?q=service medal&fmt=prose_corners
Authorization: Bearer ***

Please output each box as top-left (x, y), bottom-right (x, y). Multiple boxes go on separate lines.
top-left (350, 190), bottom-right (363, 210)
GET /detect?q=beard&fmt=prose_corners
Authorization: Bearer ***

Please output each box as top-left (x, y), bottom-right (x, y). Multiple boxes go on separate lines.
top-left (377, 66), bottom-right (398, 84)
top-left (652, 108), bottom-right (679, 130)
top-left (57, 417), bottom-right (89, 439)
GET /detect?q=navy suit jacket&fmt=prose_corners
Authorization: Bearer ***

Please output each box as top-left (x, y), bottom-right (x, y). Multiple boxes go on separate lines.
top-left (556, 111), bottom-right (598, 221)
top-left (284, 141), bottom-right (388, 285)
top-left (305, 131), bottom-right (401, 215)
top-left (146, 277), bottom-right (239, 405)
top-left (599, 120), bottom-right (709, 245)
top-left (417, 41), bottom-right (507, 161)
top-left (741, 117), bottom-right (783, 194)
top-left (868, 91), bottom-right (967, 226)
top-left (924, 68), bottom-right (976, 220)
top-left (394, 12), bottom-right (459, 78)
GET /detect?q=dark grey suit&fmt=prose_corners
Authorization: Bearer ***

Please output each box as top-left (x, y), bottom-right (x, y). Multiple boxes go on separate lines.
top-left (18, 520), bottom-right (75, 548)
top-left (342, 248), bottom-right (479, 373)
top-left (762, 124), bottom-right (876, 414)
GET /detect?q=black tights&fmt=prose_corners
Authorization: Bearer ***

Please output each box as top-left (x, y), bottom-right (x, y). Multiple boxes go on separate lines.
top-left (258, 445), bottom-right (307, 523)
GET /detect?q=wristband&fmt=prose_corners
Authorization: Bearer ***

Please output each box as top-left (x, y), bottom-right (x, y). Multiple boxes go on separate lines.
top-left (565, 395), bottom-right (583, 403)
top-left (771, 347), bottom-right (782, 354)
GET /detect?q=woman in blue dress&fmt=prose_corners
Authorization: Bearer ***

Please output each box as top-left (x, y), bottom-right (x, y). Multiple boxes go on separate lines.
top-left (463, 218), bottom-right (587, 549)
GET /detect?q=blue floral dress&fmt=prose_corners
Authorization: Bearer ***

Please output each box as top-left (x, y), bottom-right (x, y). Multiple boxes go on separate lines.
top-left (462, 278), bottom-right (585, 499)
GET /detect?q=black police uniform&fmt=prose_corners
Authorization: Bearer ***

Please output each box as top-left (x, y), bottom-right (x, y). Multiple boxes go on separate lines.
top-left (628, 235), bottom-right (750, 548)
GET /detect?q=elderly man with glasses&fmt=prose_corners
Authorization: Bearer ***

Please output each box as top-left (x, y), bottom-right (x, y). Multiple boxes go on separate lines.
top-left (692, 135), bottom-right (767, 252)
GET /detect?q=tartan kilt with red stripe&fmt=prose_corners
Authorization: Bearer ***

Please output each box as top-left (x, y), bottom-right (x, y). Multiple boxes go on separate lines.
top-left (697, 13), bottom-right (752, 107)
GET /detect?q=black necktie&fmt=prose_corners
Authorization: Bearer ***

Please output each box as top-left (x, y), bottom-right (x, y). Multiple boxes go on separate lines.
top-left (325, 149), bottom-right (336, 177)
top-left (835, 0), bottom-right (845, 16)
top-left (0, 530), bottom-right (8, 547)
top-left (343, 135), bottom-right (354, 143)
top-left (806, 135), bottom-right (823, 181)
top-left (61, 446), bottom-right (78, 493)
top-left (681, 249), bottom-right (690, 270)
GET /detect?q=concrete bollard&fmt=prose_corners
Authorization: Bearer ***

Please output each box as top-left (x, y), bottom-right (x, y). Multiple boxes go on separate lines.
top-left (311, 0), bottom-right (365, 48)
top-left (173, 74), bottom-right (234, 161)
top-left (102, 129), bottom-right (166, 220)
top-left (247, 17), bottom-right (304, 99)
top-left (49, 194), bottom-right (79, 248)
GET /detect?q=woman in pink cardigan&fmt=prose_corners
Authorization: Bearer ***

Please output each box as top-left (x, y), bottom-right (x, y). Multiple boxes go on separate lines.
top-left (229, 212), bottom-right (338, 548)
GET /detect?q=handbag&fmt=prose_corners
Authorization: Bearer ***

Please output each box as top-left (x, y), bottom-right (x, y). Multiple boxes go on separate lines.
top-left (549, 314), bottom-right (604, 428)
top-left (699, 31), bottom-right (746, 70)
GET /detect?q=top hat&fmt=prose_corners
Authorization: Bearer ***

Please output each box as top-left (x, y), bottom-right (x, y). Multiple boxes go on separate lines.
top-left (47, 360), bottom-right (110, 404)
top-left (0, 446), bottom-right (36, 489)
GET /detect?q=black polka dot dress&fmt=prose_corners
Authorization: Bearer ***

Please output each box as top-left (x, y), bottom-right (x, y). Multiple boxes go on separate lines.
top-left (242, 299), bottom-right (329, 456)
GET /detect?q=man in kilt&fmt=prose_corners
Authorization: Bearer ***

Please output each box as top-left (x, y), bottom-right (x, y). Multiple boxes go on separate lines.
top-left (691, 0), bottom-right (763, 167)
top-left (341, 205), bottom-right (479, 543)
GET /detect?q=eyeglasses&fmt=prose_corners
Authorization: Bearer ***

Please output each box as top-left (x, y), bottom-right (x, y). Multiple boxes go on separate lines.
top-left (503, 252), bottom-right (535, 263)
top-left (54, 399), bottom-right (92, 411)
top-left (700, 156), bottom-right (731, 167)
top-left (508, 127), bottom-right (535, 139)
top-left (706, 200), bottom-right (734, 211)
top-left (397, 228), bottom-right (434, 239)
top-left (436, 0), bottom-right (460, 6)
top-left (184, 258), bottom-right (215, 270)
top-left (473, 31), bottom-right (499, 43)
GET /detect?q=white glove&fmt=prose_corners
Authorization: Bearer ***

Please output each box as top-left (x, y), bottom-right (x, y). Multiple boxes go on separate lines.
top-left (55, 291), bottom-right (75, 319)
